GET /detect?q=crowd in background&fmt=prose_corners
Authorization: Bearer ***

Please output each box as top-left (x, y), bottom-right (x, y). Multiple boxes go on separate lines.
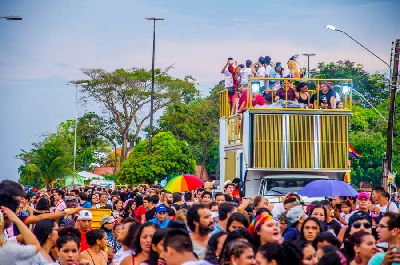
top-left (0, 178), bottom-right (400, 265)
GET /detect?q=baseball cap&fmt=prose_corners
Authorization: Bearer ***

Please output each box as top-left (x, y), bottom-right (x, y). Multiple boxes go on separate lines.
top-left (156, 204), bottom-right (168, 213)
top-left (77, 210), bottom-right (92, 221)
top-left (100, 216), bottom-right (114, 226)
top-left (356, 192), bottom-right (370, 200)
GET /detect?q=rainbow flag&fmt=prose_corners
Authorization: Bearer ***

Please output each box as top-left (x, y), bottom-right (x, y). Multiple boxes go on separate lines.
top-left (348, 144), bottom-right (362, 159)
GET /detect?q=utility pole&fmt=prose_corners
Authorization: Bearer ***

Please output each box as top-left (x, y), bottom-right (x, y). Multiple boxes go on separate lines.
top-left (145, 17), bottom-right (164, 155)
top-left (383, 39), bottom-right (400, 189)
top-left (302, 53), bottom-right (316, 78)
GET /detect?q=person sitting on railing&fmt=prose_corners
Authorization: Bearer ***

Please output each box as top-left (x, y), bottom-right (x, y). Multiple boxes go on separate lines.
top-left (221, 57), bottom-right (238, 115)
top-left (252, 89), bottom-right (266, 108)
top-left (311, 81), bottom-right (336, 109)
top-left (295, 82), bottom-right (311, 108)
top-left (274, 81), bottom-right (297, 103)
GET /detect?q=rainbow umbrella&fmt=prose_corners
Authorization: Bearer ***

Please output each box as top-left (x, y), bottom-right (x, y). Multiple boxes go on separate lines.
top-left (164, 174), bottom-right (204, 193)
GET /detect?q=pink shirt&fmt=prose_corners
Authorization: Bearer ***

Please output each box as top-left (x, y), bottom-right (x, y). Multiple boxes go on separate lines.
top-left (52, 199), bottom-right (67, 213)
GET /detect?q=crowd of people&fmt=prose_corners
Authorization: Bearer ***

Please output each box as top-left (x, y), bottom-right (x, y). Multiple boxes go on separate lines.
top-left (221, 56), bottom-right (345, 115)
top-left (0, 178), bottom-right (400, 265)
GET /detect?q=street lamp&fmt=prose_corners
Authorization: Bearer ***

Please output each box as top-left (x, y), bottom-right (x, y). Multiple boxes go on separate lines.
top-left (302, 53), bottom-right (316, 78)
top-left (325, 24), bottom-right (390, 68)
top-left (1, 16), bottom-right (22, 21)
top-left (326, 24), bottom-right (400, 189)
top-left (145, 17), bottom-right (164, 155)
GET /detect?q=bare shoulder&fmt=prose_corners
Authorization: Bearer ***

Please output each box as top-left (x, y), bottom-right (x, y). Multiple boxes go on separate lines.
top-left (121, 255), bottom-right (133, 265)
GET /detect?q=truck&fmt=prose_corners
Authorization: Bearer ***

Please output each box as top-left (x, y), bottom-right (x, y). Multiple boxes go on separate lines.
top-left (219, 77), bottom-right (352, 202)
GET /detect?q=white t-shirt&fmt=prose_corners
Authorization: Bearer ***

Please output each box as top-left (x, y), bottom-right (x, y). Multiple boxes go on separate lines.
top-left (224, 68), bottom-right (234, 88)
top-left (256, 66), bottom-right (266, 87)
top-left (271, 203), bottom-right (285, 219)
top-left (0, 242), bottom-right (36, 265)
top-left (377, 202), bottom-right (398, 213)
top-left (240, 68), bottom-right (253, 85)
top-left (265, 65), bottom-right (273, 77)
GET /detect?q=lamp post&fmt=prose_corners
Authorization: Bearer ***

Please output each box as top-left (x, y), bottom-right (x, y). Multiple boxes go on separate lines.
top-left (145, 17), bottom-right (164, 155)
top-left (1, 16), bottom-right (22, 21)
top-left (326, 24), bottom-right (399, 189)
top-left (302, 53), bottom-right (316, 78)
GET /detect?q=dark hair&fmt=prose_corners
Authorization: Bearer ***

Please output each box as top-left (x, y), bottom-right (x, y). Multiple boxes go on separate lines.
top-left (256, 242), bottom-right (302, 265)
top-left (151, 195), bottom-right (160, 204)
top-left (227, 212), bottom-right (249, 232)
top-left (135, 195), bottom-right (143, 207)
top-left (221, 228), bottom-right (255, 255)
top-left (33, 219), bottom-right (57, 246)
top-left (123, 200), bottom-right (135, 218)
top-left (131, 222), bottom-right (158, 254)
top-left (317, 251), bottom-right (346, 265)
top-left (296, 81), bottom-right (307, 92)
top-left (0, 191), bottom-right (19, 212)
top-left (201, 191), bottom-right (212, 199)
top-left (187, 204), bottom-right (207, 232)
top-left (299, 217), bottom-right (324, 242)
top-left (113, 199), bottom-right (122, 211)
top-left (184, 192), bottom-right (192, 202)
top-left (246, 60), bottom-right (252, 68)
top-left (122, 222), bottom-right (139, 247)
top-left (163, 229), bottom-right (193, 253)
top-left (253, 195), bottom-right (264, 208)
top-left (340, 200), bottom-right (352, 209)
top-left (172, 192), bottom-right (183, 203)
top-left (218, 202), bottom-right (235, 221)
top-left (79, 192), bottom-right (87, 201)
top-left (71, 189), bottom-right (79, 195)
top-left (313, 232), bottom-right (341, 249)
top-left (56, 227), bottom-right (81, 249)
top-left (343, 231), bottom-right (372, 261)
top-left (146, 229), bottom-right (168, 265)
top-left (86, 229), bottom-right (106, 246)
top-left (55, 189), bottom-right (65, 198)
top-left (204, 232), bottom-right (227, 264)
top-left (209, 201), bottom-right (218, 209)
top-left (283, 197), bottom-right (297, 205)
top-left (348, 212), bottom-right (372, 228)
top-left (382, 212), bottom-right (399, 230)
top-left (220, 239), bottom-right (254, 265)
top-left (258, 57), bottom-right (266, 65)
top-left (319, 245), bottom-right (339, 257)
top-left (0, 180), bottom-right (25, 198)
top-left (215, 192), bottom-right (225, 200)
top-left (372, 187), bottom-right (385, 195)
top-left (309, 205), bottom-right (328, 222)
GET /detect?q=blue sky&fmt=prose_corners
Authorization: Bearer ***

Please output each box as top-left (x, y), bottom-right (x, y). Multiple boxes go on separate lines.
top-left (1, 0), bottom-right (399, 181)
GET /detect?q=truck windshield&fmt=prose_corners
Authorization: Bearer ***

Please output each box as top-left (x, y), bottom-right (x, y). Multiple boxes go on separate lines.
top-left (260, 178), bottom-right (327, 196)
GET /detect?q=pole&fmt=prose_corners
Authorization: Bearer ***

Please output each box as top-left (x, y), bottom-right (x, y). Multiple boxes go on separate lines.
top-left (73, 85), bottom-right (78, 184)
top-left (302, 54), bottom-right (316, 78)
top-left (383, 39), bottom-right (400, 189)
top-left (146, 17), bottom-right (164, 155)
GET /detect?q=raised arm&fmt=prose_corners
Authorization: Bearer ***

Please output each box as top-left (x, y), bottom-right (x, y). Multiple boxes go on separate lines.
top-left (221, 62), bottom-right (228, 74)
top-left (2, 206), bottom-right (40, 252)
top-left (24, 208), bottom-right (82, 225)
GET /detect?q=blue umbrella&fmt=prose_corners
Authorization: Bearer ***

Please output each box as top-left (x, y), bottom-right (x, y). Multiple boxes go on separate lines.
top-left (298, 180), bottom-right (358, 197)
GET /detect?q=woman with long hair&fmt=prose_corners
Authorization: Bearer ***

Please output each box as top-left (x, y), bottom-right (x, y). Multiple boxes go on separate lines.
top-left (80, 229), bottom-right (108, 265)
top-left (255, 241), bottom-right (303, 265)
top-left (344, 231), bottom-right (377, 265)
top-left (33, 197), bottom-right (50, 215)
top-left (32, 219), bottom-right (59, 264)
top-left (226, 213), bottom-right (249, 233)
top-left (205, 232), bottom-right (227, 265)
top-left (142, 228), bottom-right (168, 265)
top-left (248, 212), bottom-right (282, 249)
top-left (112, 199), bottom-right (124, 222)
top-left (219, 239), bottom-right (255, 265)
top-left (299, 217), bottom-right (324, 244)
top-left (111, 218), bottom-right (138, 265)
top-left (293, 240), bottom-right (318, 265)
top-left (122, 200), bottom-right (135, 219)
top-left (120, 222), bottom-right (159, 265)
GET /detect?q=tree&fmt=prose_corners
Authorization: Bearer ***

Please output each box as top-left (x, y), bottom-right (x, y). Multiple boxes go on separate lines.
top-left (158, 84), bottom-right (222, 179)
top-left (117, 132), bottom-right (196, 185)
top-left (18, 134), bottom-right (73, 188)
top-left (72, 68), bottom-right (198, 164)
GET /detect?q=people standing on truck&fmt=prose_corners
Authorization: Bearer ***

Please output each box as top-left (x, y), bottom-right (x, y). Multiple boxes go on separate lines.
top-left (274, 82), bottom-right (297, 102)
top-left (221, 58), bottom-right (238, 115)
top-left (255, 57), bottom-right (267, 93)
top-left (269, 62), bottom-right (285, 90)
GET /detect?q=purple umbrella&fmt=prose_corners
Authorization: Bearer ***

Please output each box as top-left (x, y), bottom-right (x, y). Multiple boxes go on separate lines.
top-left (298, 180), bottom-right (358, 197)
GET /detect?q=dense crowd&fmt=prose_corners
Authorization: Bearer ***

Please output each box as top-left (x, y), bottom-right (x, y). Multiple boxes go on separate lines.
top-left (0, 179), bottom-right (399, 265)
top-left (221, 56), bottom-right (345, 115)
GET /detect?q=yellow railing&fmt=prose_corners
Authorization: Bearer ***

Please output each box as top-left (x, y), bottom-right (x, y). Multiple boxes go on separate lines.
top-left (227, 115), bottom-right (242, 145)
top-left (219, 89), bottom-right (230, 118)
top-left (218, 78), bottom-right (353, 117)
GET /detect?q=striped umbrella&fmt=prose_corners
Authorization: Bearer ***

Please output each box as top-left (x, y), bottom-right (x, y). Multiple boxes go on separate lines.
top-left (164, 174), bottom-right (204, 193)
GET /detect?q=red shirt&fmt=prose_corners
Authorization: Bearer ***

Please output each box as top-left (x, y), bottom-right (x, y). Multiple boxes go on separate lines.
top-left (252, 95), bottom-right (266, 107)
top-left (80, 231), bottom-right (90, 251)
top-left (134, 205), bottom-right (146, 223)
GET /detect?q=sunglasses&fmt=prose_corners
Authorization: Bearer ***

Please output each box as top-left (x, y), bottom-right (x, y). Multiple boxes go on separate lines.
top-left (352, 222), bottom-right (372, 229)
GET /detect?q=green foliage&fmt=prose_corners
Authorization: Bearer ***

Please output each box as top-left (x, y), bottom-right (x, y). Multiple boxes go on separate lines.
top-left (117, 132), bottom-right (196, 185)
top-left (158, 84), bottom-right (222, 179)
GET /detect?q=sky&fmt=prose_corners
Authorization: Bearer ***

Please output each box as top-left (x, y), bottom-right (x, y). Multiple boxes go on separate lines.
top-left (1, 0), bottom-right (399, 182)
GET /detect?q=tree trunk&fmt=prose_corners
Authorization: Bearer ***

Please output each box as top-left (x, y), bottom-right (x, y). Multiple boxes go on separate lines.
top-left (113, 144), bottom-right (117, 174)
top-left (120, 131), bottom-right (129, 164)
top-left (200, 143), bottom-right (209, 180)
